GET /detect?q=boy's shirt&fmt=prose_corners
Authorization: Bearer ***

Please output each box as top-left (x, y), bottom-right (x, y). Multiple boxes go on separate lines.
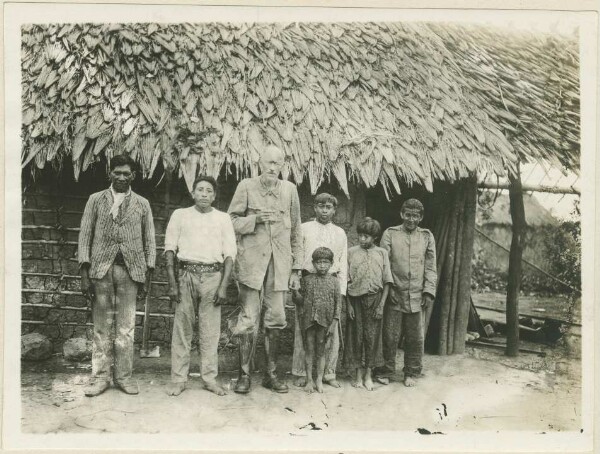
top-left (380, 225), bottom-right (437, 313)
top-left (300, 220), bottom-right (348, 296)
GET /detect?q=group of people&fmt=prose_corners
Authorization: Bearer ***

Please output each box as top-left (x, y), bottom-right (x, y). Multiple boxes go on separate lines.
top-left (78, 146), bottom-right (437, 398)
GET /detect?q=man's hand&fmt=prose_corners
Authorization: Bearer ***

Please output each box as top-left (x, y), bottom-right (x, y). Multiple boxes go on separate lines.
top-left (289, 272), bottom-right (301, 291)
top-left (138, 269), bottom-right (154, 301)
top-left (347, 301), bottom-right (355, 320)
top-left (256, 210), bottom-right (279, 224)
top-left (327, 319), bottom-right (338, 337)
top-left (422, 293), bottom-right (434, 310)
top-left (214, 283), bottom-right (228, 306)
top-left (81, 274), bottom-right (95, 302)
top-left (168, 281), bottom-right (179, 309)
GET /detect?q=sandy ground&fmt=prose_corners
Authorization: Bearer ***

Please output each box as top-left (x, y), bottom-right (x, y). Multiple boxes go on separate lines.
top-left (21, 340), bottom-right (581, 435)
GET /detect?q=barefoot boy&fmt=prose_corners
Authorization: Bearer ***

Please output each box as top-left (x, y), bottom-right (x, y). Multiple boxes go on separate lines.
top-left (292, 247), bottom-right (341, 393)
top-left (164, 176), bottom-right (236, 396)
top-left (292, 193), bottom-right (347, 388)
top-left (378, 199), bottom-right (437, 387)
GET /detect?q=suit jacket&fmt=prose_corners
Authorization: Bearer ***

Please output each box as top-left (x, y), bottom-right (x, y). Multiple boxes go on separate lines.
top-left (228, 176), bottom-right (302, 291)
top-left (78, 189), bottom-right (156, 283)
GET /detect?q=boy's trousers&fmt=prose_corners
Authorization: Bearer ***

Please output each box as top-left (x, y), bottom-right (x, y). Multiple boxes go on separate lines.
top-left (171, 269), bottom-right (222, 385)
top-left (379, 304), bottom-right (424, 378)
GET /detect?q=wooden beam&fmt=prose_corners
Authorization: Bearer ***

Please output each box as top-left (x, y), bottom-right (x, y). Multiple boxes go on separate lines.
top-left (506, 163), bottom-right (527, 357)
top-left (478, 182), bottom-right (580, 195)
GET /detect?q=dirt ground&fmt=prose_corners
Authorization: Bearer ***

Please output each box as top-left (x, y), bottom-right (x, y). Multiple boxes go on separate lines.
top-left (21, 338), bottom-right (581, 435)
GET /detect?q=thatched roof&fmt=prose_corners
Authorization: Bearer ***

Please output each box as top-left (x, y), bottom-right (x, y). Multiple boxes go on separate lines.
top-left (21, 22), bottom-right (579, 196)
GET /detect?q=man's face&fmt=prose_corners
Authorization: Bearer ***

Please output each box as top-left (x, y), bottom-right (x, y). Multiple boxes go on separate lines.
top-left (259, 148), bottom-right (284, 183)
top-left (110, 164), bottom-right (135, 193)
top-left (401, 208), bottom-right (423, 231)
top-left (314, 202), bottom-right (336, 224)
top-left (192, 181), bottom-right (216, 209)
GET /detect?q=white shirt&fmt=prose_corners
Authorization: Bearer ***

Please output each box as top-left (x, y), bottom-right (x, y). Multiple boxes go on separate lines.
top-left (164, 207), bottom-right (237, 263)
top-left (110, 185), bottom-right (131, 220)
top-left (301, 220), bottom-right (348, 296)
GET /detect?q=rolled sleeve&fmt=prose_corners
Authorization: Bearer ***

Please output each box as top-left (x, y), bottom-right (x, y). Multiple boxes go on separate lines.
top-left (163, 209), bottom-right (181, 254)
top-left (221, 214), bottom-right (238, 261)
top-left (423, 231), bottom-right (437, 297)
top-left (78, 194), bottom-right (97, 265)
top-left (142, 200), bottom-right (156, 268)
top-left (228, 180), bottom-right (258, 235)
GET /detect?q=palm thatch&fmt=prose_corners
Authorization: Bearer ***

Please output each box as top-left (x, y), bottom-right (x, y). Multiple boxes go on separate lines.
top-left (21, 22), bottom-right (579, 196)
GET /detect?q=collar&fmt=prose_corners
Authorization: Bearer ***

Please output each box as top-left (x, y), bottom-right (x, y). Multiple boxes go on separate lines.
top-left (110, 185), bottom-right (132, 199)
top-left (259, 177), bottom-right (281, 197)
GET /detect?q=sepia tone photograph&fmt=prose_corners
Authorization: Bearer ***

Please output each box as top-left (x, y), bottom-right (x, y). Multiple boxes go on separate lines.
top-left (3, 2), bottom-right (597, 452)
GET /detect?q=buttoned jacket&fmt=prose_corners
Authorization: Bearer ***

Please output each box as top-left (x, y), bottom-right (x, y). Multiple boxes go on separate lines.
top-left (78, 189), bottom-right (156, 283)
top-left (228, 176), bottom-right (302, 291)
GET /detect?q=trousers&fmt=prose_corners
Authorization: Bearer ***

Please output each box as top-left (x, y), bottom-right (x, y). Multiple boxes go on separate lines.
top-left (233, 256), bottom-right (287, 335)
top-left (171, 269), bottom-right (222, 384)
top-left (378, 304), bottom-right (424, 378)
top-left (91, 263), bottom-right (138, 382)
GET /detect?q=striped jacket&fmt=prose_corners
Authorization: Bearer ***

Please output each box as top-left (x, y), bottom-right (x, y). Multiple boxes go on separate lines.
top-left (78, 189), bottom-right (156, 283)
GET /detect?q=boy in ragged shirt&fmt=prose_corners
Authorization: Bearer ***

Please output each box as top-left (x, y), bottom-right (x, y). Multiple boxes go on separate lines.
top-left (378, 199), bottom-right (437, 387)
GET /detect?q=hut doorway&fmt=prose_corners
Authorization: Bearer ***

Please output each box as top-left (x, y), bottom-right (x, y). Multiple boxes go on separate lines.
top-left (365, 178), bottom-right (478, 356)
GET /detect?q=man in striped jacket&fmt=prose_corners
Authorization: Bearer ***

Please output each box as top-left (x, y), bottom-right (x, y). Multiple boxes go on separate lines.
top-left (78, 154), bottom-right (156, 397)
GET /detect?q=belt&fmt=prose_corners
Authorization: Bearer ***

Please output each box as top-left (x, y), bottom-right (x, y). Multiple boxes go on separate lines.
top-left (301, 270), bottom-right (339, 277)
top-left (178, 261), bottom-right (222, 274)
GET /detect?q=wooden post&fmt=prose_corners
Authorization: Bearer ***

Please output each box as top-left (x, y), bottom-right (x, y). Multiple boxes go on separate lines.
top-left (506, 162), bottom-right (527, 357)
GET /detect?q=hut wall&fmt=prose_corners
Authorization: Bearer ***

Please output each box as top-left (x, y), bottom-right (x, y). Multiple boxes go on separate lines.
top-left (21, 176), bottom-right (365, 354)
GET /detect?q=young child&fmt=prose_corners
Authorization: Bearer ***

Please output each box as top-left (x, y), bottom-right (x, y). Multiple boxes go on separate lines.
top-left (378, 199), bottom-right (437, 387)
top-left (292, 193), bottom-right (347, 389)
top-left (292, 247), bottom-right (341, 394)
top-left (344, 218), bottom-right (393, 391)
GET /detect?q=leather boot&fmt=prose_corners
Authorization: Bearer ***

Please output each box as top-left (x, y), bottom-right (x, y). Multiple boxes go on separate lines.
top-left (234, 333), bottom-right (253, 394)
top-left (262, 329), bottom-right (288, 393)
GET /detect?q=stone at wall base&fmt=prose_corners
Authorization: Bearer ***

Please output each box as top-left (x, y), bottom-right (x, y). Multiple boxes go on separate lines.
top-left (21, 333), bottom-right (53, 361)
top-left (63, 337), bottom-right (92, 361)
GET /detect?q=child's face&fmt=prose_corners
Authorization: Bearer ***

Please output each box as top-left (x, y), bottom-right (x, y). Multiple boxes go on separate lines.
top-left (313, 258), bottom-right (333, 275)
top-left (358, 233), bottom-right (375, 249)
top-left (314, 202), bottom-right (336, 224)
top-left (401, 208), bottom-right (423, 231)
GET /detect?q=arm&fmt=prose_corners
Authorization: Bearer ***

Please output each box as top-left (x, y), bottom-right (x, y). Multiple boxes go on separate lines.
top-left (228, 180), bottom-right (259, 235)
top-left (380, 228), bottom-right (392, 253)
top-left (215, 217), bottom-right (238, 306)
top-left (166, 250), bottom-right (179, 309)
top-left (139, 199), bottom-right (156, 299)
top-left (78, 195), bottom-right (97, 300)
top-left (423, 231), bottom-right (437, 298)
top-left (328, 280), bottom-right (341, 336)
top-left (374, 283), bottom-right (390, 319)
top-left (164, 211), bottom-right (180, 308)
top-left (288, 185), bottom-right (303, 290)
top-left (338, 233), bottom-right (348, 297)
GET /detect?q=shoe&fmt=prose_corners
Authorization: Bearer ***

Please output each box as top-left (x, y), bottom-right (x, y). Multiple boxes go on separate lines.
top-left (262, 329), bottom-right (288, 393)
top-left (84, 379), bottom-right (110, 397)
top-left (115, 379), bottom-right (139, 395)
top-left (234, 333), bottom-right (253, 394)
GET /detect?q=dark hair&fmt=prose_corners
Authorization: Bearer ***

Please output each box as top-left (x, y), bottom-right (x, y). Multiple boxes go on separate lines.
top-left (110, 154), bottom-right (136, 172)
top-left (357, 217), bottom-right (381, 238)
top-left (192, 175), bottom-right (218, 192)
top-left (314, 192), bottom-right (338, 208)
top-left (401, 198), bottom-right (424, 214)
top-left (312, 246), bottom-right (334, 263)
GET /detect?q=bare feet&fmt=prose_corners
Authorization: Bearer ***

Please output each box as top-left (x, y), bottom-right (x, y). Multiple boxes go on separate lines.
top-left (364, 377), bottom-right (374, 391)
top-left (324, 378), bottom-right (341, 388)
top-left (375, 377), bottom-right (390, 385)
top-left (351, 380), bottom-right (364, 389)
top-left (204, 382), bottom-right (227, 396)
top-left (304, 380), bottom-right (315, 394)
top-left (404, 376), bottom-right (417, 387)
top-left (166, 382), bottom-right (186, 396)
top-left (294, 376), bottom-right (307, 387)
top-left (315, 379), bottom-right (324, 393)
